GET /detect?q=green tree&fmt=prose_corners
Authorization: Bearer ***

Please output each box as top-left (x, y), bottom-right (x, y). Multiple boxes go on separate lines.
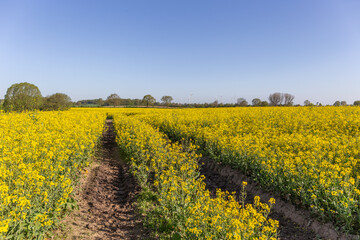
top-left (260, 101), bottom-right (269, 106)
top-left (43, 93), bottom-right (72, 111)
top-left (333, 101), bottom-right (341, 106)
top-left (106, 93), bottom-right (121, 107)
top-left (252, 98), bottom-right (261, 106)
top-left (143, 94), bottom-right (156, 107)
top-left (161, 95), bottom-right (173, 106)
top-left (237, 98), bottom-right (248, 106)
top-left (3, 82), bottom-right (43, 112)
top-left (353, 100), bottom-right (360, 106)
top-left (95, 98), bottom-right (104, 106)
top-left (304, 100), bottom-right (313, 106)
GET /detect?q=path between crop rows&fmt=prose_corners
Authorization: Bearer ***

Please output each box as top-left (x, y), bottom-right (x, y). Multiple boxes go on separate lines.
top-left (55, 120), bottom-right (350, 240)
top-left (54, 120), bottom-right (149, 240)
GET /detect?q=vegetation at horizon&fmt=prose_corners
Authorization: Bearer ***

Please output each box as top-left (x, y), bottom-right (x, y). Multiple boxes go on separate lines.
top-left (2, 82), bottom-right (360, 112)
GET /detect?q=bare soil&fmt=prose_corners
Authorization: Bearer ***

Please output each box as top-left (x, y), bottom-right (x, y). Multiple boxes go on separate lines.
top-left (53, 120), bottom-right (150, 240)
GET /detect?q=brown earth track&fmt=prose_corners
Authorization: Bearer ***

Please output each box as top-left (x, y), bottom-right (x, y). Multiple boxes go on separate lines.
top-left (200, 158), bottom-right (359, 240)
top-left (54, 120), bottom-right (150, 240)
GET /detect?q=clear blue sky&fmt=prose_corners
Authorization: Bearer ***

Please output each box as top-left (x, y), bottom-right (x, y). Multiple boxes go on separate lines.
top-left (1, 0), bottom-right (360, 104)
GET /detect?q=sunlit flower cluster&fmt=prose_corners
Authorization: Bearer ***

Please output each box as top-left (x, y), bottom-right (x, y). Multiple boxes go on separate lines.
top-left (0, 109), bottom-right (106, 239)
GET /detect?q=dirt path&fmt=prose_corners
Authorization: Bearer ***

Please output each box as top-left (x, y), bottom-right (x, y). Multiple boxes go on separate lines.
top-left (55, 120), bottom-right (149, 240)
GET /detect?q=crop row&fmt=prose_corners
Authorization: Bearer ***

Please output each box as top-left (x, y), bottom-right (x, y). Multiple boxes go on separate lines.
top-left (133, 107), bottom-right (360, 234)
top-left (0, 110), bottom-right (106, 239)
top-left (113, 112), bottom-right (278, 239)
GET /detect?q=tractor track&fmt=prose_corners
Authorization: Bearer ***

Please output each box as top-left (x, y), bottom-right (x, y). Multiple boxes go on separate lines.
top-left (54, 120), bottom-right (150, 240)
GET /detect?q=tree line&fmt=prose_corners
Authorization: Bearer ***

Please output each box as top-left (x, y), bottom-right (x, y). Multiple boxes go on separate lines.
top-left (48, 91), bottom-right (360, 108)
top-left (75, 94), bottom-right (173, 107)
top-left (1, 82), bottom-right (360, 112)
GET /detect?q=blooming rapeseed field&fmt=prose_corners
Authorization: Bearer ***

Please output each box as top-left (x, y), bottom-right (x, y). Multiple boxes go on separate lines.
top-left (113, 112), bottom-right (278, 239)
top-left (0, 109), bottom-right (106, 239)
top-left (131, 106), bottom-right (360, 234)
top-left (2, 106), bottom-right (358, 238)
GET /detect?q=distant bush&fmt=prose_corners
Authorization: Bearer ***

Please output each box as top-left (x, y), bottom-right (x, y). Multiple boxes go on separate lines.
top-left (42, 93), bottom-right (72, 111)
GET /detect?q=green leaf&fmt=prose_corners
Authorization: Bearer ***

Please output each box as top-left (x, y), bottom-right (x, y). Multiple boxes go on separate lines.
top-left (171, 232), bottom-right (182, 240)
